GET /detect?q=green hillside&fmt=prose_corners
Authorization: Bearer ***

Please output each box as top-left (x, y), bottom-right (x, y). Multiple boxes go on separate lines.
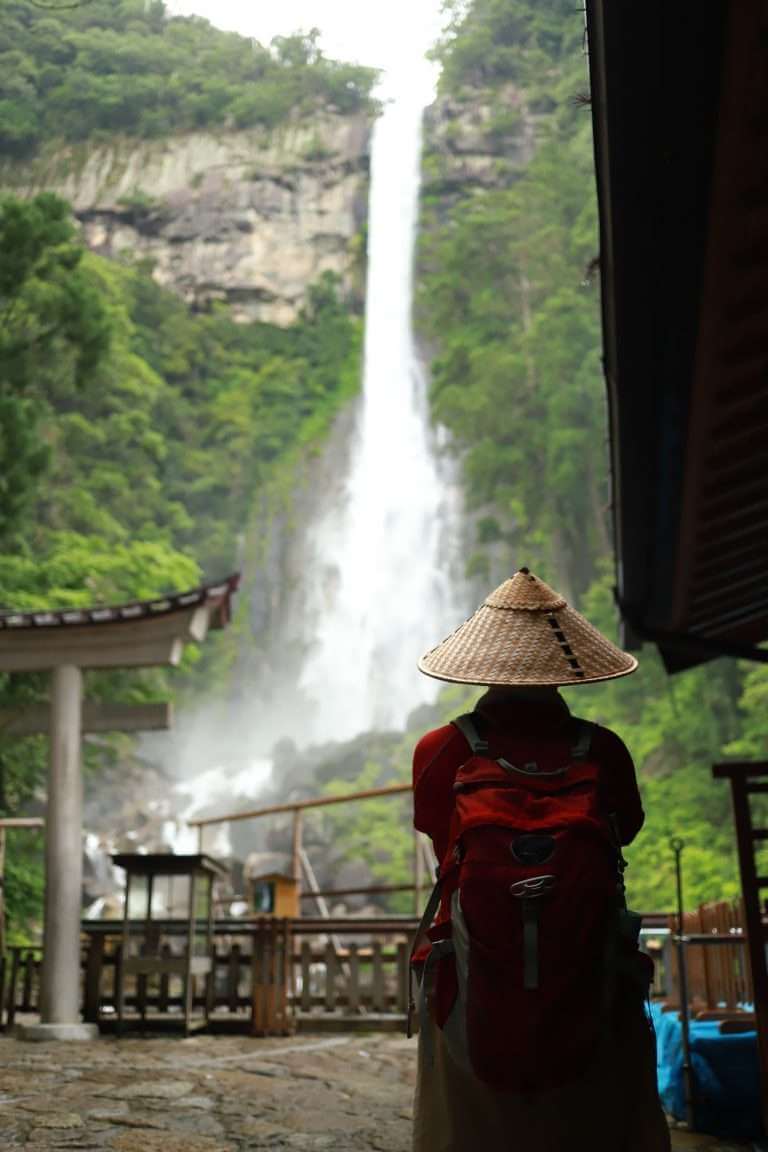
top-left (414, 0), bottom-right (768, 911)
top-left (0, 0), bottom-right (377, 155)
top-left (0, 191), bottom-right (363, 938)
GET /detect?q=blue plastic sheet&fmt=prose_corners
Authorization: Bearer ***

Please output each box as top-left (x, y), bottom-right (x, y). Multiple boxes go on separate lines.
top-left (650, 1001), bottom-right (764, 1141)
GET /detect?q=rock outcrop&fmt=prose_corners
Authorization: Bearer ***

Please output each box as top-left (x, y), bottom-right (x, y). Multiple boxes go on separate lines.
top-left (0, 112), bottom-right (371, 325)
top-left (422, 83), bottom-right (539, 197)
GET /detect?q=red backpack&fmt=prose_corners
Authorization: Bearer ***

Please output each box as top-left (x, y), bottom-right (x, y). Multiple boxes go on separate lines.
top-left (410, 710), bottom-right (648, 1093)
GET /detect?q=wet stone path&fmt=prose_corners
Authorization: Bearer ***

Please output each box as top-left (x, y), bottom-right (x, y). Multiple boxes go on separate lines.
top-left (0, 1032), bottom-right (754, 1151)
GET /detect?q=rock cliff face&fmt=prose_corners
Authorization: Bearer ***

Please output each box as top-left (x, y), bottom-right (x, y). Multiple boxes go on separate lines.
top-left (0, 112), bottom-right (371, 325)
top-left (421, 83), bottom-right (539, 197)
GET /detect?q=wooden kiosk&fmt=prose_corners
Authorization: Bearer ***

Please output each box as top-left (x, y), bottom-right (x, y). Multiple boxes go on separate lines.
top-left (243, 852), bottom-right (299, 918)
top-left (112, 853), bottom-right (227, 1035)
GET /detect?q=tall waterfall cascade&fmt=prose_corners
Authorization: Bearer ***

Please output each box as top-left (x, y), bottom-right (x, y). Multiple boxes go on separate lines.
top-left (156, 80), bottom-right (466, 852)
top-left (298, 92), bottom-right (465, 744)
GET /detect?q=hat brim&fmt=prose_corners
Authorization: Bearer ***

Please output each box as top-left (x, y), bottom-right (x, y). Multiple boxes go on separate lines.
top-left (418, 596), bottom-right (639, 687)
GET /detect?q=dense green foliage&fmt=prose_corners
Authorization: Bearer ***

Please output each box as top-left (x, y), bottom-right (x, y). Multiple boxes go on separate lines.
top-left (432, 0), bottom-right (583, 111)
top-left (0, 0), bottom-right (377, 155)
top-left (374, 0), bottom-right (768, 914)
top-left (0, 193), bottom-right (363, 940)
top-left (0, 193), bottom-right (110, 538)
top-left (407, 0), bottom-right (768, 911)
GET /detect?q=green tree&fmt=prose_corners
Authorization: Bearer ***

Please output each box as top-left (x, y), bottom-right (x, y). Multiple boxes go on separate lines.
top-left (0, 192), bottom-right (110, 540)
top-left (0, 0), bottom-right (378, 153)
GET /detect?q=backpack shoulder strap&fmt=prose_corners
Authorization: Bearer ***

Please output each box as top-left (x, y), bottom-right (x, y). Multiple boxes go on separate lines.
top-left (570, 718), bottom-right (594, 761)
top-left (451, 711), bottom-right (490, 756)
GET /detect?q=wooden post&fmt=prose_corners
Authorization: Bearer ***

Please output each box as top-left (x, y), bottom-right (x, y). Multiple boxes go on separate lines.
top-left (725, 770), bottom-right (768, 1133)
top-left (206, 872), bottom-right (215, 1021)
top-left (279, 920), bottom-right (293, 1033)
top-left (117, 870), bottom-right (132, 1036)
top-left (227, 943), bottom-right (241, 1013)
top-left (291, 809), bottom-right (303, 887)
top-left (348, 943), bottom-right (360, 1014)
top-left (325, 940), bottom-right (336, 1012)
top-left (184, 868), bottom-right (196, 1035)
top-left (300, 941), bottom-right (312, 1013)
top-left (713, 761), bottom-right (768, 1136)
top-left (372, 941), bottom-right (385, 1012)
top-left (83, 933), bottom-right (105, 1024)
top-left (251, 922), bottom-right (265, 1035)
top-left (41, 664), bottom-right (83, 1025)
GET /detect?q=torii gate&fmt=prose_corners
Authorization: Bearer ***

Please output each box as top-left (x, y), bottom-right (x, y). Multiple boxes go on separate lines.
top-left (0, 574), bottom-right (239, 1039)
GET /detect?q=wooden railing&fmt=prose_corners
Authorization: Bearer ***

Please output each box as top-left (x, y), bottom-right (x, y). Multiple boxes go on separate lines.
top-left (663, 898), bottom-right (758, 1014)
top-left (5, 906), bottom-right (756, 1034)
top-left (0, 917), bottom-right (420, 1034)
top-left (0, 945), bottom-right (43, 1029)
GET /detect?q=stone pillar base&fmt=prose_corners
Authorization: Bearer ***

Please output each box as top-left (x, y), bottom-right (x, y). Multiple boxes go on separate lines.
top-left (14, 1022), bottom-right (99, 1042)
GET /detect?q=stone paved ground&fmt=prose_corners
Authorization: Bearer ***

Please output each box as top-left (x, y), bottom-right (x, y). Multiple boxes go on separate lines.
top-left (0, 1032), bottom-right (756, 1150)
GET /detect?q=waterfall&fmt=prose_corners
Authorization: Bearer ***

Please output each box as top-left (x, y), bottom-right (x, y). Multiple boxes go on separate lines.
top-left (298, 91), bottom-right (465, 744)
top-left (152, 80), bottom-right (466, 854)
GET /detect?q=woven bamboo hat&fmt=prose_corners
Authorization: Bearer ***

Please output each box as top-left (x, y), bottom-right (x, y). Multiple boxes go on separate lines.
top-left (418, 567), bottom-right (638, 686)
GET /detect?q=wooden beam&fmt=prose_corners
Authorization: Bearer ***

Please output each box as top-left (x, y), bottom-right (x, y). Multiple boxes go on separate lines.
top-left (299, 883), bottom-right (417, 900)
top-left (0, 818), bottom-right (44, 829)
top-left (0, 603), bottom-right (214, 673)
top-left (0, 701), bottom-right (173, 737)
top-left (189, 782), bottom-right (412, 829)
top-left (0, 637), bottom-right (184, 672)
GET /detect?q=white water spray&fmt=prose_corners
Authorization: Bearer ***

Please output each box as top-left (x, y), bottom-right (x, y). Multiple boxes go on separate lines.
top-left (154, 66), bottom-right (466, 851)
top-left (299, 91), bottom-right (465, 743)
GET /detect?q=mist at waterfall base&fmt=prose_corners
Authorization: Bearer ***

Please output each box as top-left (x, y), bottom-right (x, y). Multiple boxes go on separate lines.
top-left (139, 66), bottom-right (468, 856)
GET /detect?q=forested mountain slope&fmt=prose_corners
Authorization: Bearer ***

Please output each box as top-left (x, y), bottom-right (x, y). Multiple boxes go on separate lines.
top-left (0, 1), bottom-right (375, 938)
top-left (0, 1), bottom-right (374, 324)
top-left (414, 0), bottom-right (768, 910)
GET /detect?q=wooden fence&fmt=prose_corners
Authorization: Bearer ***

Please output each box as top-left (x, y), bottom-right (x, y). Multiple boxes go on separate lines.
top-left (0, 917), bottom-right (420, 1034)
top-left (3, 903), bottom-right (760, 1034)
top-left (663, 897), bottom-right (756, 1015)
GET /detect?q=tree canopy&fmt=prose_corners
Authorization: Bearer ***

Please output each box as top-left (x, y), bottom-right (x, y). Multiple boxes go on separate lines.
top-left (0, 0), bottom-right (378, 155)
top-left (0, 193), bottom-right (364, 940)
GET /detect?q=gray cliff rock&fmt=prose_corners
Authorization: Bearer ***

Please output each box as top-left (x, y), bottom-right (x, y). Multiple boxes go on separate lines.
top-left (422, 83), bottom-right (539, 195)
top-left (0, 112), bottom-right (371, 325)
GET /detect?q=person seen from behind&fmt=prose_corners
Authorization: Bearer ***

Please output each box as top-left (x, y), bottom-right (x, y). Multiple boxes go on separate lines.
top-left (409, 567), bottom-right (671, 1152)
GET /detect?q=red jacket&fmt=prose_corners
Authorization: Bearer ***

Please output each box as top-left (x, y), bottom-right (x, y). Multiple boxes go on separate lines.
top-left (413, 691), bottom-right (644, 868)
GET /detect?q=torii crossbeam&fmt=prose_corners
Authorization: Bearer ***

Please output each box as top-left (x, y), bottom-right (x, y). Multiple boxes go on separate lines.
top-left (0, 574), bottom-right (239, 1039)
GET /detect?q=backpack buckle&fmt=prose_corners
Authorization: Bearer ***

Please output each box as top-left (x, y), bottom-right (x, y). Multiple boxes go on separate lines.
top-left (509, 874), bottom-right (556, 899)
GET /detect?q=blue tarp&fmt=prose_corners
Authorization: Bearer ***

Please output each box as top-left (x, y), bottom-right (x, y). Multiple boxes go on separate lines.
top-left (650, 1001), bottom-right (764, 1141)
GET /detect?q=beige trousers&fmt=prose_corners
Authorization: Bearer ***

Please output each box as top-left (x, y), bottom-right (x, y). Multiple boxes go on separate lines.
top-left (412, 992), bottom-right (671, 1152)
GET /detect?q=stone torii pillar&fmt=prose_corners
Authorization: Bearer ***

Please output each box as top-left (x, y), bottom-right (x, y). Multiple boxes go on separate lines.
top-left (1, 698), bottom-right (172, 1024)
top-left (0, 575), bottom-right (238, 1039)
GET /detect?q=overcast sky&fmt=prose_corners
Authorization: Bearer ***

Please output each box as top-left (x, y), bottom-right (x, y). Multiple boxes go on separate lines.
top-left (165, 0), bottom-right (449, 100)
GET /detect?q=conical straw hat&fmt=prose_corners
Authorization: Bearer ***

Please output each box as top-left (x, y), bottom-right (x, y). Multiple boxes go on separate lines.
top-left (419, 568), bottom-right (638, 686)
